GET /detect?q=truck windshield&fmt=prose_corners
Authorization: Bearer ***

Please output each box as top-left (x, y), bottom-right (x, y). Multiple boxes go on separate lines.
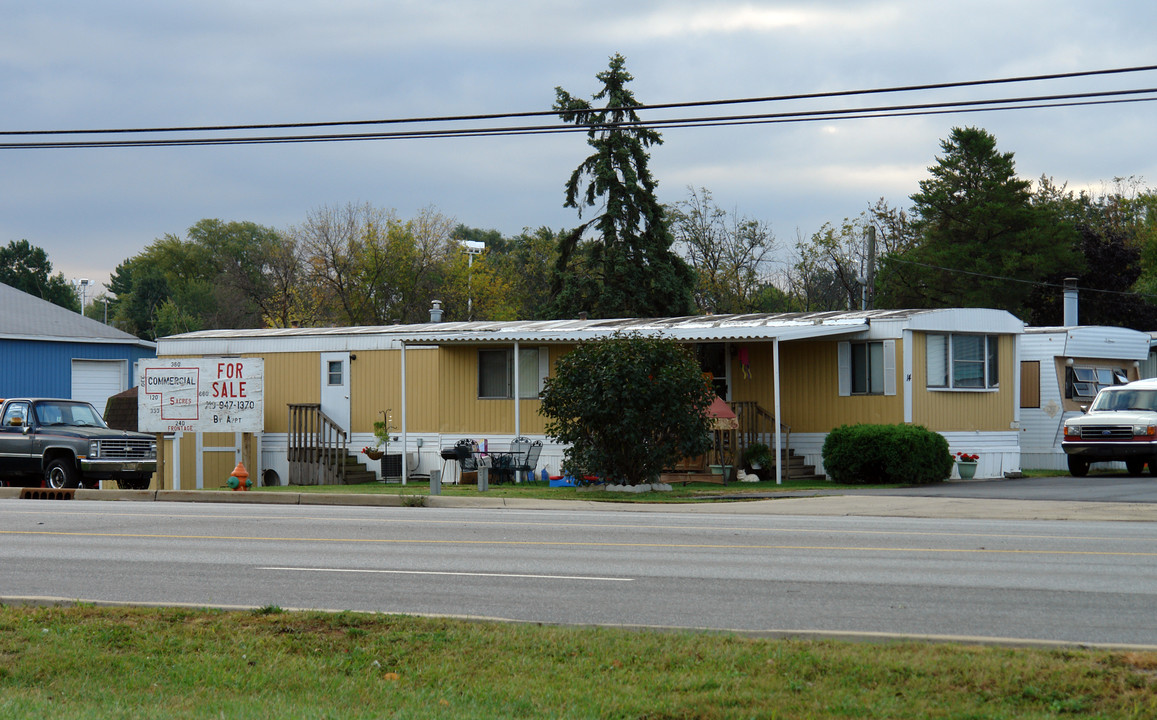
top-left (1090, 388), bottom-right (1157, 412)
top-left (34, 401), bottom-right (108, 428)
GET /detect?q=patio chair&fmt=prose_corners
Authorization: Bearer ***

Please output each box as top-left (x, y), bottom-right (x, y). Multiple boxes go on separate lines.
top-left (515, 440), bottom-right (543, 483)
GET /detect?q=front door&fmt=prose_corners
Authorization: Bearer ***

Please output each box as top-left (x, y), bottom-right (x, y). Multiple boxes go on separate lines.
top-left (320, 352), bottom-right (351, 434)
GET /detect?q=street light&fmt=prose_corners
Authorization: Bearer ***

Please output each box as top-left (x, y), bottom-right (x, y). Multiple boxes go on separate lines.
top-left (77, 278), bottom-right (90, 312)
top-left (462, 240), bottom-right (484, 320)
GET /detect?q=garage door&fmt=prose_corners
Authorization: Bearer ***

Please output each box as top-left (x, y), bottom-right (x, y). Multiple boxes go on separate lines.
top-left (71, 360), bottom-right (127, 417)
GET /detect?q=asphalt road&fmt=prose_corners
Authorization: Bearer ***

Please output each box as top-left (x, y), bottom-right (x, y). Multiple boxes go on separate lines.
top-left (831, 474), bottom-right (1157, 503)
top-left (3, 496), bottom-right (1156, 648)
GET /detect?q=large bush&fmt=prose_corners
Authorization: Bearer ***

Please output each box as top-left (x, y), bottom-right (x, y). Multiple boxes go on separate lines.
top-left (539, 332), bottom-right (715, 485)
top-left (822, 424), bottom-right (953, 485)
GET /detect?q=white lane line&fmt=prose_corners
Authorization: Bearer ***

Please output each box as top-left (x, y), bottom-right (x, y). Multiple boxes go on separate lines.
top-left (259, 566), bottom-right (632, 582)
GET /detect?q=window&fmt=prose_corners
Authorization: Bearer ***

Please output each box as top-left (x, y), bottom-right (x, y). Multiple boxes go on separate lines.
top-left (926, 334), bottom-right (999, 390)
top-left (838, 340), bottom-right (896, 396)
top-left (850, 341), bottom-right (885, 395)
top-left (326, 360), bottom-right (343, 386)
top-left (1066, 365), bottom-right (1128, 400)
top-left (478, 347), bottom-right (546, 399)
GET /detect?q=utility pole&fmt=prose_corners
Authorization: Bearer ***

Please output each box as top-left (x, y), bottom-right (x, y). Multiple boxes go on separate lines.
top-left (864, 225), bottom-right (876, 310)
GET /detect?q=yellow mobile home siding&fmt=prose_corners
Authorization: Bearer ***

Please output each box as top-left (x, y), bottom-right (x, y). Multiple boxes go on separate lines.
top-left (435, 346), bottom-right (555, 436)
top-left (258, 352), bottom-right (320, 433)
top-left (729, 340), bottom-right (906, 433)
top-left (911, 333), bottom-right (1015, 432)
top-left (349, 348), bottom-right (440, 434)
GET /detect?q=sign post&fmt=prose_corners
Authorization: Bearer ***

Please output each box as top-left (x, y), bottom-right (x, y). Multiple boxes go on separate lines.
top-left (139, 358), bottom-right (264, 488)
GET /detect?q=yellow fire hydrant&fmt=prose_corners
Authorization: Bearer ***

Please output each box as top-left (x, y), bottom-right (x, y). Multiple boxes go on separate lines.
top-left (227, 462), bottom-right (252, 491)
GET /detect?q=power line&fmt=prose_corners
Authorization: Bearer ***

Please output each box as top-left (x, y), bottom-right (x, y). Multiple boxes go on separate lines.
top-left (2, 86), bottom-right (1155, 150)
top-left (1, 63), bottom-right (1155, 143)
top-left (887, 257), bottom-right (1157, 302)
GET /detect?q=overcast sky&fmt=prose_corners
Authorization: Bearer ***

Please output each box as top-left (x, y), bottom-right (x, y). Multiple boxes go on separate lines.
top-left (2, 1), bottom-right (1155, 299)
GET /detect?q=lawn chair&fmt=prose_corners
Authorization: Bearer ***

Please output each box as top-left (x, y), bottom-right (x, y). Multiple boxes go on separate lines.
top-left (515, 440), bottom-right (543, 483)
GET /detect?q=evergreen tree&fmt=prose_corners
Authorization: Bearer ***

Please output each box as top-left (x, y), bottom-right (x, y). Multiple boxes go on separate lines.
top-left (875, 127), bottom-right (1080, 317)
top-left (0, 239), bottom-right (79, 311)
top-left (551, 54), bottom-right (694, 319)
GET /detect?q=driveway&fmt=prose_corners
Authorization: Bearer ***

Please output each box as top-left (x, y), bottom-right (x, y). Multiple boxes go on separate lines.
top-left (832, 474), bottom-right (1157, 503)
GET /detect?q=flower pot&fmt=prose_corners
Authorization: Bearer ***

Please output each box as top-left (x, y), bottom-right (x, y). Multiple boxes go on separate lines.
top-left (956, 460), bottom-right (977, 480)
top-left (364, 449), bottom-right (384, 461)
top-left (380, 453), bottom-right (403, 479)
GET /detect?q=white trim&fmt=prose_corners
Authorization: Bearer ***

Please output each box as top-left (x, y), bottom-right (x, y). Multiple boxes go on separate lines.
top-left (903, 330), bottom-right (914, 423)
top-left (837, 342), bottom-right (851, 397)
top-left (883, 339), bottom-right (896, 396)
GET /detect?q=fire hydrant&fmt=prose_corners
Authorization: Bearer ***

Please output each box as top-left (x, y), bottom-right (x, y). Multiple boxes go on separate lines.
top-left (227, 462), bottom-right (252, 491)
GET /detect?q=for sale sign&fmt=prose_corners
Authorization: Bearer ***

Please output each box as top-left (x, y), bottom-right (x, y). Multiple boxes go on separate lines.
top-left (139, 358), bottom-right (264, 433)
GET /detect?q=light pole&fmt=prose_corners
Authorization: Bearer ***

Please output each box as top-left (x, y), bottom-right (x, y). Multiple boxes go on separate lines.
top-left (77, 278), bottom-right (90, 313)
top-left (462, 240), bottom-right (484, 320)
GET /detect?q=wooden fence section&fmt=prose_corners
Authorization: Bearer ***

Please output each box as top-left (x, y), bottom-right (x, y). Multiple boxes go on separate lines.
top-left (287, 403), bottom-right (348, 485)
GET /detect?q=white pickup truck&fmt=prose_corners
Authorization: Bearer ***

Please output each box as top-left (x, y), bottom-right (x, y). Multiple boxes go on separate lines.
top-left (0, 397), bottom-right (156, 489)
top-left (1061, 378), bottom-right (1157, 477)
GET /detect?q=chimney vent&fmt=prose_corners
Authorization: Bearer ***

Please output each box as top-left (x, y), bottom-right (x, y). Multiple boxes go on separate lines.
top-left (429, 300), bottom-right (443, 323)
top-left (1063, 278), bottom-right (1078, 327)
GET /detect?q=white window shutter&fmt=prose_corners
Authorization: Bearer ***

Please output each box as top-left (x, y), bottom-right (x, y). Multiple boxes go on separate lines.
top-left (883, 339), bottom-right (896, 396)
top-left (838, 342), bottom-right (851, 396)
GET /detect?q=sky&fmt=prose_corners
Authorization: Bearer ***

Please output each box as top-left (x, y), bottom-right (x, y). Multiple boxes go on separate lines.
top-left (2, 1), bottom-right (1155, 300)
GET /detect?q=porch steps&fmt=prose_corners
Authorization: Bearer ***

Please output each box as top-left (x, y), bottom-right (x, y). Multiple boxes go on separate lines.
top-left (342, 453), bottom-right (380, 484)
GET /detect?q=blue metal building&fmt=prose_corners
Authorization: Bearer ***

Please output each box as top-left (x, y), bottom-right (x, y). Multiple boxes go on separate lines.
top-left (0, 282), bottom-right (155, 414)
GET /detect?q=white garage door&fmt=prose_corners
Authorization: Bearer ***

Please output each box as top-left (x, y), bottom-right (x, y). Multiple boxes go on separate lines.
top-left (71, 360), bottom-right (128, 417)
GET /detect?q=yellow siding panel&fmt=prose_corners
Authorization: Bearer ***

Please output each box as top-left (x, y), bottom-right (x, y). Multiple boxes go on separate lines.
top-left (911, 334), bottom-right (1015, 432)
top-left (249, 352), bottom-right (320, 433)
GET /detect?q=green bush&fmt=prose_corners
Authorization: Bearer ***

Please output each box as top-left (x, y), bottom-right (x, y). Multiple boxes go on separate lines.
top-left (822, 423), bottom-right (953, 485)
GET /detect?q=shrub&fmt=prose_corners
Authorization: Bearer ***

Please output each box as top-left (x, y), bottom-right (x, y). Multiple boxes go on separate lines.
top-left (822, 423), bottom-right (953, 485)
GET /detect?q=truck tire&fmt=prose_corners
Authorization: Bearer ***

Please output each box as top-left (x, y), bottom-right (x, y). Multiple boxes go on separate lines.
top-left (1067, 455), bottom-right (1090, 478)
top-left (45, 458), bottom-right (81, 489)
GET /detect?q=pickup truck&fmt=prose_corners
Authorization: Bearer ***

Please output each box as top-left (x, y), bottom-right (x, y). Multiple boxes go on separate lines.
top-left (1061, 378), bottom-right (1157, 477)
top-left (0, 397), bottom-right (157, 489)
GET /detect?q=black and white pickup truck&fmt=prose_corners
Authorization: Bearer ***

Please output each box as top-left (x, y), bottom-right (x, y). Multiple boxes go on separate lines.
top-left (0, 397), bottom-right (156, 489)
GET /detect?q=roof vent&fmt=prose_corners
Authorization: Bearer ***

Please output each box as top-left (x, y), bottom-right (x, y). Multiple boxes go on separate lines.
top-left (430, 300), bottom-right (443, 323)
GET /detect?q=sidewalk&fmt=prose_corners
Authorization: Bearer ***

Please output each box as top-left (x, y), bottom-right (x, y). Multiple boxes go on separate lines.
top-left (3, 486), bottom-right (1154, 522)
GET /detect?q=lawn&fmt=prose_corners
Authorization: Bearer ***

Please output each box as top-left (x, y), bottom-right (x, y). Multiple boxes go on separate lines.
top-left (2, 605), bottom-right (1154, 719)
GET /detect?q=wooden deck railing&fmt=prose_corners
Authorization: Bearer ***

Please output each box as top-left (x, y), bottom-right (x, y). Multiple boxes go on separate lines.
top-left (732, 401), bottom-right (791, 465)
top-left (287, 403), bottom-right (348, 485)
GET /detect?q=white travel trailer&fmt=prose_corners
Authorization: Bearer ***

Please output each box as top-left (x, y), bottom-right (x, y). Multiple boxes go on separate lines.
top-left (1019, 325), bottom-right (1151, 470)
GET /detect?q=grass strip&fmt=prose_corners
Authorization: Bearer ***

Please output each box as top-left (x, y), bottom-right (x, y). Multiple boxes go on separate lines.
top-left (1, 605), bottom-right (1155, 719)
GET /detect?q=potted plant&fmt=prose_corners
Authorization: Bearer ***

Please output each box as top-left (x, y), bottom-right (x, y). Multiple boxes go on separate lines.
top-left (374, 410), bottom-right (402, 479)
top-left (743, 442), bottom-right (772, 470)
top-left (955, 451), bottom-right (979, 480)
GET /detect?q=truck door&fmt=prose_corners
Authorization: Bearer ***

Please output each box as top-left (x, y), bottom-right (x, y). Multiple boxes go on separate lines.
top-left (0, 402), bottom-right (37, 475)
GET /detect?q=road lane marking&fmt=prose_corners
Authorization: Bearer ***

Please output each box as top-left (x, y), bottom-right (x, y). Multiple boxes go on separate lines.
top-left (3, 528), bottom-right (1157, 557)
top-left (2, 507), bottom-right (1153, 544)
top-left (259, 566), bottom-right (631, 581)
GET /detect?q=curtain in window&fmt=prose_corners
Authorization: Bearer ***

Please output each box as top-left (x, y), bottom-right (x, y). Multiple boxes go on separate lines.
top-left (926, 334), bottom-right (948, 387)
top-left (952, 335), bottom-right (985, 388)
top-left (478, 350), bottom-right (509, 398)
top-left (518, 348), bottom-right (540, 398)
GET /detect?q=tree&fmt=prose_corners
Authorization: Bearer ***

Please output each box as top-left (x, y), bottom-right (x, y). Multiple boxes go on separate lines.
top-left (874, 127), bottom-right (1081, 317)
top-left (0, 239), bottom-right (79, 311)
top-left (669, 187), bottom-right (777, 314)
top-left (552, 54), bottom-right (695, 318)
top-left (109, 220), bottom-right (285, 339)
top-left (539, 333), bottom-right (715, 486)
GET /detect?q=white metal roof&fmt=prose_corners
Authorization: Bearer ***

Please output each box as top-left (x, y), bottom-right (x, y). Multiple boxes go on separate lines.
top-left (156, 308), bottom-right (1024, 356)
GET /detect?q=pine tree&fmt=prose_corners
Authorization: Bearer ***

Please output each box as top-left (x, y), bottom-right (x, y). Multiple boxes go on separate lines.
top-left (550, 54), bottom-right (694, 319)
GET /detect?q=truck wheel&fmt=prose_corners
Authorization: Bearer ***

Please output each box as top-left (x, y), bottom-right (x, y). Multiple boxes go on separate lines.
top-left (1067, 456), bottom-right (1090, 477)
top-left (45, 458), bottom-right (81, 489)
top-left (1127, 458), bottom-right (1147, 476)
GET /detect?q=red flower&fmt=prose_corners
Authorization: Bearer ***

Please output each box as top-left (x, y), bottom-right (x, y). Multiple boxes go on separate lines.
top-left (955, 452), bottom-right (979, 462)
